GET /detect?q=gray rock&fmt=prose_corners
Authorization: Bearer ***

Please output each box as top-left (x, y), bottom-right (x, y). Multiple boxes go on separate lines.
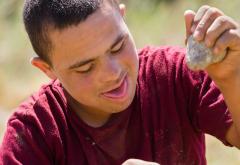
top-left (186, 35), bottom-right (226, 71)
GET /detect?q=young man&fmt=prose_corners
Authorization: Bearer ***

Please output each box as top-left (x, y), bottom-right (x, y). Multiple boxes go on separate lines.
top-left (1, 0), bottom-right (240, 164)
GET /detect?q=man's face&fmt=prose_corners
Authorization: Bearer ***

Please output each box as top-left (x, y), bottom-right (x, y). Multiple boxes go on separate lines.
top-left (48, 2), bottom-right (139, 116)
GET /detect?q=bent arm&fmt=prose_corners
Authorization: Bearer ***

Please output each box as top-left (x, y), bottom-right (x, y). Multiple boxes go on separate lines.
top-left (216, 79), bottom-right (240, 149)
top-left (0, 118), bottom-right (53, 164)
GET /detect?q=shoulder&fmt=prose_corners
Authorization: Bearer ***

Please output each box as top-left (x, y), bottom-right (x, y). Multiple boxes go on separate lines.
top-left (136, 45), bottom-right (209, 96)
top-left (11, 80), bottom-right (65, 117)
top-left (137, 45), bottom-right (190, 80)
top-left (7, 79), bottom-right (67, 141)
top-left (137, 46), bottom-right (188, 76)
top-left (138, 45), bottom-right (186, 60)
top-left (1, 80), bottom-right (68, 163)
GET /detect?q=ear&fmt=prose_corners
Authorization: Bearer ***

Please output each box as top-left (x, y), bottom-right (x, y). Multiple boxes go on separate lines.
top-left (30, 57), bottom-right (57, 80)
top-left (119, 4), bottom-right (126, 17)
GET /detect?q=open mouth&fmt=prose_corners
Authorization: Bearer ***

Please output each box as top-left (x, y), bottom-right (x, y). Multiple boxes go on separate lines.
top-left (102, 75), bottom-right (128, 100)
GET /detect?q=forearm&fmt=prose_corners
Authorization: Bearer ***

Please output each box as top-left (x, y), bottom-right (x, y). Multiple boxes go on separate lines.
top-left (215, 78), bottom-right (240, 147)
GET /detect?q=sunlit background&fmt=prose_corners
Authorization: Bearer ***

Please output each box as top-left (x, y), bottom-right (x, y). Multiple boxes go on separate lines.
top-left (0, 0), bottom-right (239, 164)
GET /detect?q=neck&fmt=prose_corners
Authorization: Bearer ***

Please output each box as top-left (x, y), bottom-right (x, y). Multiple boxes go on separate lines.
top-left (75, 107), bottom-right (111, 128)
top-left (65, 92), bottom-right (111, 128)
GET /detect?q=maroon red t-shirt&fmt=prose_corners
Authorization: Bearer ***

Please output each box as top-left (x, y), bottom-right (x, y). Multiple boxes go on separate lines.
top-left (0, 46), bottom-right (233, 165)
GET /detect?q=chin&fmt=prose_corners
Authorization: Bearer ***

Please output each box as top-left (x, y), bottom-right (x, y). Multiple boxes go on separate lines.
top-left (111, 92), bottom-right (135, 114)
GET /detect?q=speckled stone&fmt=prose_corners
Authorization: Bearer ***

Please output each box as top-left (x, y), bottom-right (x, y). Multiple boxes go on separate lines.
top-left (186, 35), bottom-right (226, 71)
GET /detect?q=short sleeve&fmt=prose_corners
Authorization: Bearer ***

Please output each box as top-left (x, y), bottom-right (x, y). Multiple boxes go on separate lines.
top-left (0, 117), bottom-right (53, 165)
top-left (182, 61), bottom-right (233, 146)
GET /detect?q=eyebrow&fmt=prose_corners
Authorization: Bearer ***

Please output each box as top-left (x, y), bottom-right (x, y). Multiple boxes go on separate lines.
top-left (68, 33), bottom-right (126, 70)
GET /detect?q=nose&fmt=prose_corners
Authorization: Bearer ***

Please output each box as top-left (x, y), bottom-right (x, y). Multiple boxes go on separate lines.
top-left (100, 57), bottom-right (122, 83)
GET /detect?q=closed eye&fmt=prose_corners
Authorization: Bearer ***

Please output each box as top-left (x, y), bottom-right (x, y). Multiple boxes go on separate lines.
top-left (75, 63), bottom-right (94, 73)
top-left (111, 39), bottom-right (125, 54)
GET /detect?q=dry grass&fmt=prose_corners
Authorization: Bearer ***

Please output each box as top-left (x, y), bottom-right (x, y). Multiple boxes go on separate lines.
top-left (0, 0), bottom-right (239, 164)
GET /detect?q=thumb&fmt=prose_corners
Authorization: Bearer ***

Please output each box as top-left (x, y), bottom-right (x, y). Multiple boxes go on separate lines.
top-left (184, 10), bottom-right (195, 44)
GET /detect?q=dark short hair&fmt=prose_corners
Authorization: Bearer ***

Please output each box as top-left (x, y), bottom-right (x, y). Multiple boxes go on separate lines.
top-left (23, 0), bottom-right (117, 64)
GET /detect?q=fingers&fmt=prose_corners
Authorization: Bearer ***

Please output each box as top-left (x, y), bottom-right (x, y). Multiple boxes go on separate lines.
top-left (191, 5), bottom-right (210, 32)
top-left (184, 10), bottom-right (195, 44)
top-left (184, 10), bottom-right (195, 39)
top-left (193, 7), bottom-right (224, 41)
top-left (205, 16), bottom-right (238, 48)
top-left (189, 5), bottom-right (239, 53)
top-left (213, 29), bottom-right (240, 55)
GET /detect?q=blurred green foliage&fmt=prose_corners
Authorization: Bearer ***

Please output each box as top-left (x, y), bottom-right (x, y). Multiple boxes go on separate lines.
top-left (1, 0), bottom-right (240, 110)
top-left (0, 0), bottom-right (240, 164)
top-left (0, 0), bottom-right (49, 108)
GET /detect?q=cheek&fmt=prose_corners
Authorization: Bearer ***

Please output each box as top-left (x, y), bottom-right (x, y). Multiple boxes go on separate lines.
top-left (74, 76), bottom-right (96, 93)
top-left (70, 77), bottom-right (100, 104)
top-left (123, 44), bottom-right (139, 70)
top-left (62, 73), bottom-right (98, 96)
